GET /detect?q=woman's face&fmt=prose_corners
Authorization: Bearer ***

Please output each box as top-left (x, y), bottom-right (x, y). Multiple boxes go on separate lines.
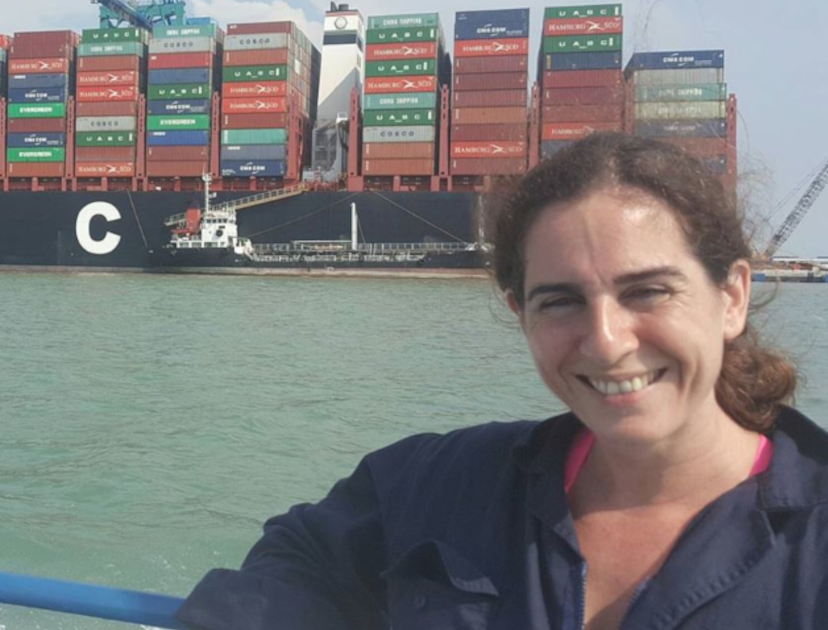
top-left (511, 186), bottom-right (751, 445)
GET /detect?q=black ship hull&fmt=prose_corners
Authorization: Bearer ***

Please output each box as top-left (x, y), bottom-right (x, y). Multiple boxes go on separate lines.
top-left (0, 191), bottom-right (481, 271)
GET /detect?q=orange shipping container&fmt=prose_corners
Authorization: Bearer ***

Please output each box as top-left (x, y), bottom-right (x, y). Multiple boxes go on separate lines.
top-left (77, 71), bottom-right (141, 87)
top-left (453, 90), bottom-right (527, 108)
top-left (7, 162), bottom-right (65, 177)
top-left (224, 49), bottom-right (288, 66)
top-left (454, 73), bottom-right (526, 92)
top-left (542, 104), bottom-right (622, 123)
top-left (542, 121), bottom-right (622, 141)
top-left (9, 57), bottom-right (68, 74)
top-left (364, 76), bottom-right (438, 94)
top-left (453, 55), bottom-right (527, 74)
top-left (221, 113), bottom-right (288, 129)
top-left (76, 101), bottom-right (137, 117)
top-left (75, 162), bottom-right (135, 177)
top-left (362, 159), bottom-right (434, 176)
top-left (454, 107), bottom-right (527, 125)
top-left (146, 161), bottom-right (209, 177)
top-left (77, 86), bottom-right (139, 102)
top-left (223, 97), bottom-right (288, 114)
top-left (451, 157), bottom-right (525, 176)
top-left (147, 146), bottom-right (210, 161)
top-left (454, 38), bottom-right (529, 58)
top-left (149, 52), bottom-right (213, 70)
top-left (451, 123), bottom-right (527, 142)
top-left (78, 56), bottom-right (142, 72)
top-left (542, 69), bottom-right (622, 88)
top-left (660, 137), bottom-right (733, 158)
top-left (362, 142), bottom-right (435, 160)
top-left (451, 141), bottom-right (526, 159)
top-left (543, 86), bottom-right (624, 105)
top-left (222, 81), bottom-right (287, 98)
top-left (366, 42), bottom-right (438, 61)
top-left (76, 146), bottom-right (136, 161)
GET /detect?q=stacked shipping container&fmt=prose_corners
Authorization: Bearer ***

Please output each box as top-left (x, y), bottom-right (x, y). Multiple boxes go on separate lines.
top-left (221, 21), bottom-right (316, 179)
top-left (451, 8), bottom-right (530, 176)
top-left (75, 27), bottom-right (149, 179)
top-left (146, 24), bottom-right (222, 178)
top-left (540, 4), bottom-right (623, 158)
top-left (626, 50), bottom-right (730, 175)
top-left (0, 35), bottom-right (10, 97)
top-left (361, 13), bottom-right (445, 177)
top-left (7, 31), bottom-right (78, 178)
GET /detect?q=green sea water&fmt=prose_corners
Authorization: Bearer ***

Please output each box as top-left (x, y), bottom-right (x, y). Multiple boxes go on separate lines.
top-left (0, 273), bottom-right (826, 629)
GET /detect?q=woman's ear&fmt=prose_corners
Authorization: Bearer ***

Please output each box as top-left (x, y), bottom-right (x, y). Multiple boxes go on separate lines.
top-left (506, 290), bottom-right (522, 316)
top-left (723, 259), bottom-right (751, 341)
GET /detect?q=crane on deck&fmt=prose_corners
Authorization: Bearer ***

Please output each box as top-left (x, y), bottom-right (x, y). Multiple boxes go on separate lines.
top-left (763, 156), bottom-right (828, 259)
top-left (91, 0), bottom-right (187, 30)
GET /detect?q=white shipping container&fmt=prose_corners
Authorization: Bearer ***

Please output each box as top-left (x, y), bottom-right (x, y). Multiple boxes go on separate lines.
top-left (148, 37), bottom-right (216, 54)
top-left (634, 101), bottom-right (728, 120)
top-left (632, 68), bottom-right (724, 86)
top-left (76, 116), bottom-right (138, 132)
top-left (224, 33), bottom-right (289, 51)
top-left (362, 126), bottom-right (436, 143)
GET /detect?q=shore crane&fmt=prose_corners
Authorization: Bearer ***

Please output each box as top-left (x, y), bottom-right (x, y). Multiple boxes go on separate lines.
top-left (763, 156), bottom-right (828, 258)
top-left (91, 0), bottom-right (187, 29)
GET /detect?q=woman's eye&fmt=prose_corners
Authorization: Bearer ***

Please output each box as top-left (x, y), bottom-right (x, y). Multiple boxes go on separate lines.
top-left (539, 296), bottom-right (581, 310)
top-left (627, 287), bottom-right (670, 302)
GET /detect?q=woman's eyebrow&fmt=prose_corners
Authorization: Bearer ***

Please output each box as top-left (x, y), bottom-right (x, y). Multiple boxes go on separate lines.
top-left (526, 267), bottom-right (688, 302)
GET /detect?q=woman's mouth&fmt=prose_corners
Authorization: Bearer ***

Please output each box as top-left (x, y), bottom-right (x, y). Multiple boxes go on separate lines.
top-left (580, 369), bottom-right (667, 396)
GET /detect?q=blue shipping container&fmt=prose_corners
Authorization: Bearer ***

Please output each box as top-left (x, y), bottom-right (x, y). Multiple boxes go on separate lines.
top-left (220, 160), bottom-right (287, 177)
top-left (8, 86), bottom-right (69, 103)
top-left (626, 50), bottom-right (725, 71)
top-left (147, 99), bottom-right (212, 115)
top-left (219, 144), bottom-right (286, 162)
top-left (147, 130), bottom-right (211, 146)
top-left (545, 52), bottom-right (621, 71)
top-left (541, 140), bottom-right (572, 158)
top-left (9, 73), bottom-right (68, 89)
top-left (7, 132), bottom-right (66, 148)
top-left (455, 9), bottom-right (530, 40)
top-left (148, 68), bottom-right (212, 85)
top-left (634, 118), bottom-right (728, 139)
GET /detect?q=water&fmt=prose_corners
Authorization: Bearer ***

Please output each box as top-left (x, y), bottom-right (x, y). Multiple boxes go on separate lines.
top-left (0, 273), bottom-right (826, 629)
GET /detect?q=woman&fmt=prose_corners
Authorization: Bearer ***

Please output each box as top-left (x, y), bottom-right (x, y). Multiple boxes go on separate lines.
top-left (176, 133), bottom-right (827, 630)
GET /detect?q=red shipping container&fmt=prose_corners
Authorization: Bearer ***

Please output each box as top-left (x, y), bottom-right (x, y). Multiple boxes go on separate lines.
top-left (76, 101), bottom-right (138, 117)
top-left (227, 22), bottom-right (292, 35)
top-left (77, 71), bottom-right (141, 87)
top-left (10, 31), bottom-right (76, 59)
top-left (542, 104), bottom-right (622, 123)
top-left (454, 107), bottom-right (527, 125)
top-left (222, 97), bottom-right (287, 114)
top-left (75, 162), bottom-right (135, 177)
top-left (148, 52), bottom-right (213, 70)
top-left (221, 113), bottom-right (288, 129)
top-left (661, 137), bottom-right (732, 158)
top-left (77, 86), bottom-right (139, 102)
top-left (451, 124), bottom-right (527, 142)
top-left (542, 121), bottom-right (622, 141)
top-left (364, 76), bottom-right (438, 94)
top-left (451, 158), bottom-right (525, 176)
top-left (366, 42), bottom-right (438, 61)
top-left (146, 161), bottom-right (210, 177)
top-left (453, 90), bottom-right (527, 108)
top-left (79, 55), bottom-right (142, 72)
top-left (542, 69), bottom-right (622, 88)
top-left (454, 38), bottom-right (529, 58)
top-left (222, 81), bottom-right (288, 98)
top-left (0, 35), bottom-right (12, 49)
top-left (7, 162), bottom-right (65, 177)
top-left (451, 141), bottom-right (526, 159)
top-left (9, 57), bottom-right (68, 74)
top-left (224, 49), bottom-right (288, 66)
top-left (543, 86), bottom-right (624, 105)
top-left (454, 73), bottom-right (526, 92)
top-left (362, 143), bottom-right (435, 160)
top-left (75, 146), bottom-right (136, 161)
top-left (453, 55), bottom-right (527, 74)
top-left (362, 159), bottom-right (434, 176)
top-left (8, 118), bottom-right (66, 133)
top-left (147, 146), bottom-right (210, 161)
top-left (544, 16), bottom-right (624, 36)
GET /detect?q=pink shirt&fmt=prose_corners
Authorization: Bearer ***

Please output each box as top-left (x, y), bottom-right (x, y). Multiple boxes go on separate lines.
top-left (564, 429), bottom-right (773, 495)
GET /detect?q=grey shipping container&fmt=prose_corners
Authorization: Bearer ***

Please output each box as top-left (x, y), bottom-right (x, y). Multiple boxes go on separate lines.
top-left (634, 118), bottom-right (728, 139)
top-left (635, 83), bottom-right (727, 102)
top-left (632, 68), bottom-right (725, 86)
top-left (219, 144), bottom-right (287, 161)
top-left (362, 126), bottom-right (436, 143)
top-left (149, 37), bottom-right (217, 54)
top-left (76, 116), bottom-right (138, 132)
top-left (634, 101), bottom-right (727, 120)
top-left (224, 33), bottom-right (289, 51)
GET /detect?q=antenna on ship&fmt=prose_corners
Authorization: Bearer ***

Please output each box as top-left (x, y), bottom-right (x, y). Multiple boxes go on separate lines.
top-left (202, 173), bottom-right (212, 213)
top-left (351, 202), bottom-right (358, 251)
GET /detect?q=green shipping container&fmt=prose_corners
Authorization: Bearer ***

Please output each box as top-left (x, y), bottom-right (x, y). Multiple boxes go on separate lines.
top-left (148, 115), bottom-right (211, 131)
top-left (363, 92), bottom-right (438, 110)
top-left (635, 83), bottom-right (728, 103)
top-left (223, 65), bottom-right (288, 82)
top-left (76, 132), bottom-right (137, 147)
top-left (221, 129), bottom-right (287, 145)
top-left (82, 27), bottom-right (149, 44)
top-left (366, 26), bottom-right (439, 44)
top-left (148, 84), bottom-right (211, 100)
top-left (365, 59), bottom-right (436, 77)
top-left (78, 42), bottom-right (146, 57)
top-left (543, 34), bottom-right (622, 53)
top-left (7, 148), bottom-right (65, 163)
top-left (367, 13), bottom-right (440, 30)
top-left (363, 108), bottom-right (436, 126)
top-left (544, 4), bottom-right (622, 19)
top-left (8, 103), bottom-right (66, 118)
top-left (154, 24), bottom-right (221, 39)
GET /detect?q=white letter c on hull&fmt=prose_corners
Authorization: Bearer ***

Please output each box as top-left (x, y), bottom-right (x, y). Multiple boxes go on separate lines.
top-left (76, 202), bottom-right (122, 256)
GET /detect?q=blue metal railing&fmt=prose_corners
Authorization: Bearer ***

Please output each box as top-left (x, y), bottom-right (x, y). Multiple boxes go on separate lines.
top-left (0, 572), bottom-right (185, 629)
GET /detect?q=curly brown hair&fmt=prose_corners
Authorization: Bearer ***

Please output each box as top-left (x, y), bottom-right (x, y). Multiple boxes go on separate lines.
top-left (491, 132), bottom-right (795, 432)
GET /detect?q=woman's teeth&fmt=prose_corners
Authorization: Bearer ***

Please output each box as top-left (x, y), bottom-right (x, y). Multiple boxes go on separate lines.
top-left (588, 370), bottom-right (660, 396)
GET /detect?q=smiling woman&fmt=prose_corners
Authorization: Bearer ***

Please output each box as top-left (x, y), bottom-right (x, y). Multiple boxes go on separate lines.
top-left (175, 134), bottom-right (828, 630)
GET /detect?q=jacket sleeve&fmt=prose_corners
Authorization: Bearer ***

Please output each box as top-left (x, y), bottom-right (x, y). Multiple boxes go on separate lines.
top-left (175, 454), bottom-right (389, 630)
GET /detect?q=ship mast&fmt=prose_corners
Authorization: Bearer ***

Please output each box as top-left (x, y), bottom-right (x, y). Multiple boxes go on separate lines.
top-left (202, 173), bottom-right (212, 213)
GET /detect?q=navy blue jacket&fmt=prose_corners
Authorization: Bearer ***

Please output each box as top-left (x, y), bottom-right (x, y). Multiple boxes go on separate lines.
top-left (177, 407), bottom-right (828, 629)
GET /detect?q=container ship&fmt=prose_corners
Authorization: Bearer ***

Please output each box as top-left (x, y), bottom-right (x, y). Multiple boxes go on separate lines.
top-left (0, 1), bottom-right (738, 274)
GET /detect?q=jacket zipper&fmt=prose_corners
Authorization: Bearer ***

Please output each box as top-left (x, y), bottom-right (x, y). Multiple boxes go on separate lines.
top-left (577, 562), bottom-right (587, 630)
top-left (618, 578), bottom-right (651, 629)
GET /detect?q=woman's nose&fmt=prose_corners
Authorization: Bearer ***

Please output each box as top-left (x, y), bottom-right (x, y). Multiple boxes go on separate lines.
top-left (578, 298), bottom-right (639, 365)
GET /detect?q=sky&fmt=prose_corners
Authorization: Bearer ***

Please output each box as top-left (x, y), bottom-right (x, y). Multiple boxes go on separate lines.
top-left (7, 0), bottom-right (828, 256)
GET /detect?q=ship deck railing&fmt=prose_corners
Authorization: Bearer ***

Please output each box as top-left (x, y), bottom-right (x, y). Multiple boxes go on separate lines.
top-left (253, 242), bottom-right (476, 255)
top-left (164, 184), bottom-right (307, 226)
